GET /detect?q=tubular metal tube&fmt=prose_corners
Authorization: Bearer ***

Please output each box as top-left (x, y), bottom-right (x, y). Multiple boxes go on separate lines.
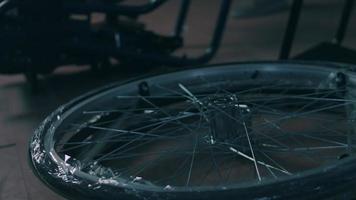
top-left (335, 0), bottom-right (354, 45)
top-left (174, 0), bottom-right (191, 38)
top-left (279, 0), bottom-right (304, 60)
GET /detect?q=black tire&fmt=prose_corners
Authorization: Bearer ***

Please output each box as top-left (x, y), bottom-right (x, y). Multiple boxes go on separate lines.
top-left (29, 61), bottom-right (356, 200)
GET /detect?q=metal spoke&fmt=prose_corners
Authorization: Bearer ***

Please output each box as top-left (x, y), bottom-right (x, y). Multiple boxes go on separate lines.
top-left (53, 73), bottom-right (354, 189)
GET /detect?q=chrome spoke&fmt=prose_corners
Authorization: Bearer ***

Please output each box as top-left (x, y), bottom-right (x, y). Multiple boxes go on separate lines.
top-left (53, 72), bottom-right (353, 188)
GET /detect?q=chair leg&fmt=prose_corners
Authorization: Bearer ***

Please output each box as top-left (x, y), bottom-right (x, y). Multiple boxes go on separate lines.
top-left (25, 70), bottom-right (39, 94)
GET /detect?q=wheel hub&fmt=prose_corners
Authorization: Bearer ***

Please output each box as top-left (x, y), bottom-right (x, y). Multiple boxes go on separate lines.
top-left (205, 95), bottom-right (252, 149)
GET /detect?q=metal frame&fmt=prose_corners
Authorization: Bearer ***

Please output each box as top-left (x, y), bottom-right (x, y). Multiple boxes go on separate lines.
top-left (0, 0), bottom-right (232, 80)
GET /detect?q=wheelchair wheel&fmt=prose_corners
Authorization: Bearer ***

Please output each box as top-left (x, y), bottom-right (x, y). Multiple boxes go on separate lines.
top-left (29, 61), bottom-right (356, 199)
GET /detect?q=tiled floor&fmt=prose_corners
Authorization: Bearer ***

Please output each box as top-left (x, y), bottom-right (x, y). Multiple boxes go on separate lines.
top-left (0, 0), bottom-right (356, 199)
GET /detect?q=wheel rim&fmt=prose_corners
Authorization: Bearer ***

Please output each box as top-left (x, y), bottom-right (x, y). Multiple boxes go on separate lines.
top-left (31, 62), bottom-right (356, 195)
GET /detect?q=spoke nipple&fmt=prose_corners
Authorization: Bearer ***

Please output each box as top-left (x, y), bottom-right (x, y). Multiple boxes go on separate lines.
top-left (338, 153), bottom-right (349, 160)
top-left (138, 81), bottom-right (150, 96)
top-left (164, 185), bottom-right (173, 190)
top-left (210, 136), bottom-right (216, 144)
top-left (229, 147), bottom-right (238, 153)
top-left (132, 176), bottom-right (143, 182)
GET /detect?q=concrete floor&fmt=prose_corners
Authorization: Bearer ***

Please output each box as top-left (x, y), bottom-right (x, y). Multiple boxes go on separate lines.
top-left (0, 0), bottom-right (356, 199)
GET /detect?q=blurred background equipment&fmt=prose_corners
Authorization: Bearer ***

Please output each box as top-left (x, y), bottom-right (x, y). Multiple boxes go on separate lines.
top-left (0, 0), bottom-right (232, 89)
